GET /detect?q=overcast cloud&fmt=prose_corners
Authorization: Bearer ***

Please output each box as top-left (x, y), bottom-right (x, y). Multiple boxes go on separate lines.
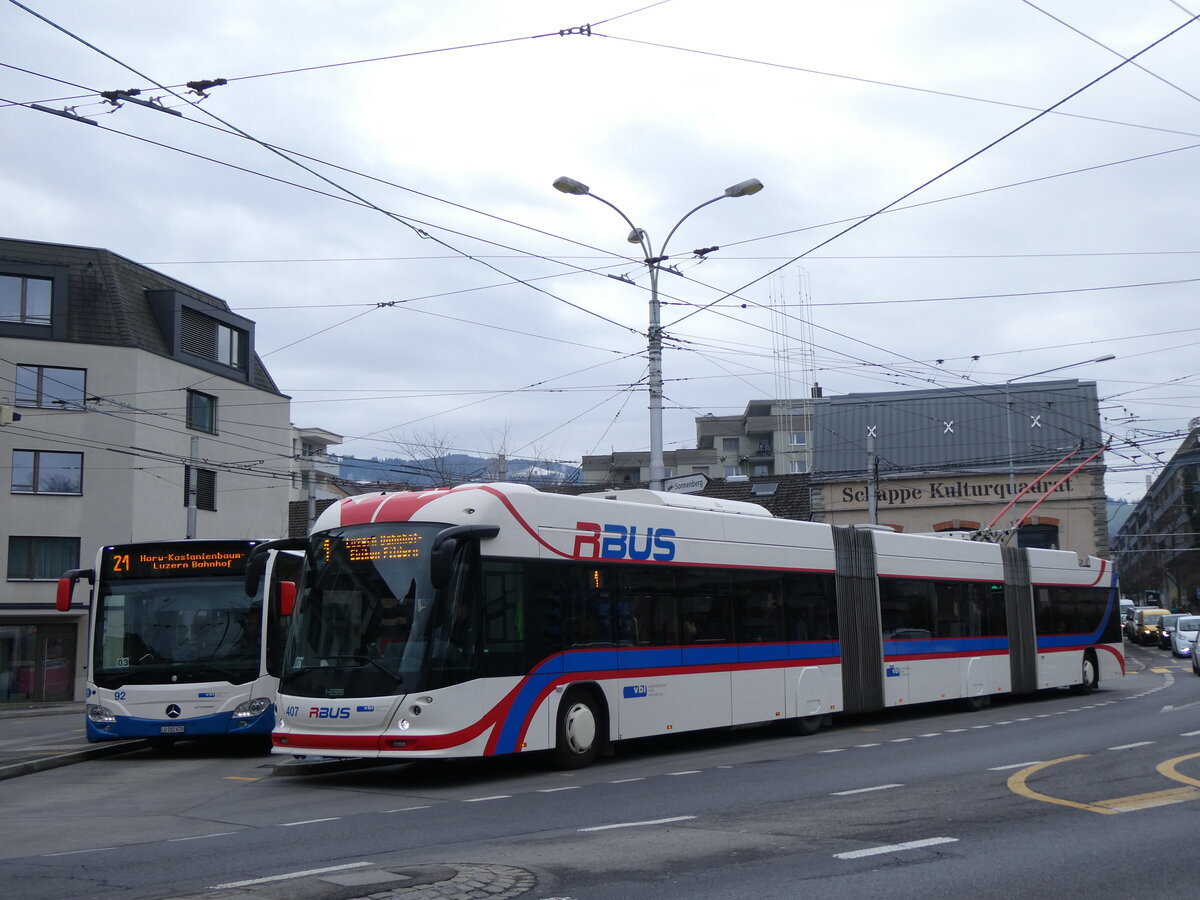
top-left (3, 0), bottom-right (1198, 502)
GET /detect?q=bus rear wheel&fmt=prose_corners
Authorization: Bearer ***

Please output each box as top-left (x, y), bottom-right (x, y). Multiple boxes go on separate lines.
top-left (782, 714), bottom-right (823, 736)
top-left (552, 690), bottom-right (601, 769)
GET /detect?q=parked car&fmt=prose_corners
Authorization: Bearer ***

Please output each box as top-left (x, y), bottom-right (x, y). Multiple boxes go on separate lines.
top-left (1171, 616), bottom-right (1200, 657)
top-left (1158, 613), bottom-right (1189, 649)
top-left (1130, 608), bottom-right (1171, 644)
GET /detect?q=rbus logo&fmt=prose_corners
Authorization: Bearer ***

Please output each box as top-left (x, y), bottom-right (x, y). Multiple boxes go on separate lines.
top-left (308, 707), bottom-right (351, 719)
top-left (573, 522), bottom-right (676, 562)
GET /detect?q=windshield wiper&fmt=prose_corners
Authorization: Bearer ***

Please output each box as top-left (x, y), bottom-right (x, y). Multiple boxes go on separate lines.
top-left (280, 655), bottom-right (402, 686)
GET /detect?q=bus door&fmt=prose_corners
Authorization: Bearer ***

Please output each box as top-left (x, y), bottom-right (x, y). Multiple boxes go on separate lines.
top-left (615, 569), bottom-right (685, 739)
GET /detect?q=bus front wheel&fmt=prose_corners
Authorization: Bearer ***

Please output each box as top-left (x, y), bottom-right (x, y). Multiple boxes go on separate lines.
top-left (552, 690), bottom-right (601, 769)
top-left (1070, 652), bottom-right (1099, 693)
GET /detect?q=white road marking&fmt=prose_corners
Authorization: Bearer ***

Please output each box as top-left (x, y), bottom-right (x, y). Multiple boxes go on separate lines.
top-left (835, 837), bottom-right (958, 860)
top-left (819, 748), bottom-right (847, 753)
top-left (831, 784), bottom-right (903, 796)
top-left (1182, 730), bottom-right (1200, 737)
top-left (889, 738), bottom-right (914, 743)
top-left (608, 777), bottom-right (645, 783)
top-left (463, 795), bottom-right (511, 802)
top-left (580, 816), bottom-right (697, 832)
top-left (538, 786), bottom-right (581, 792)
top-left (855, 743), bottom-right (881, 748)
top-left (212, 862), bottom-right (373, 889)
top-left (278, 817), bottom-right (341, 826)
top-left (43, 847), bottom-right (115, 857)
top-left (383, 805), bottom-right (431, 813)
top-left (1108, 741), bottom-right (1154, 751)
top-left (668, 770), bottom-right (701, 776)
top-left (169, 832), bottom-right (237, 842)
top-left (989, 761), bottom-right (1043, 771)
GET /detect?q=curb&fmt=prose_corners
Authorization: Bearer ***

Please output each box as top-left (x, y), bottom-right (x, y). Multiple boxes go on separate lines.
top-left (0, 739), bottom-right (147, 782)
top-left (0, 703), bottom-right (84, 720)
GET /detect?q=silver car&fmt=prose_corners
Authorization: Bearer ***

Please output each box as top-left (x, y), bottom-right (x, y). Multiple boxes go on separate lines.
top-left (1172, 617), bottom-right (1200, 657)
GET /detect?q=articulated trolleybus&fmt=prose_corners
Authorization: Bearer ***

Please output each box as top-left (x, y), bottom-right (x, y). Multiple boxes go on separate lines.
top-left (58, 539), bottom-right (302, 745)
top-left (273, 484), bottom-right (1122, 767)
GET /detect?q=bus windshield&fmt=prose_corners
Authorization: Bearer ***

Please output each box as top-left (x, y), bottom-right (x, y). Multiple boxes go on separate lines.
top-left (93, 577), bottom-right (263, 688)
top-left (282, 523), bottom-right (447, 697)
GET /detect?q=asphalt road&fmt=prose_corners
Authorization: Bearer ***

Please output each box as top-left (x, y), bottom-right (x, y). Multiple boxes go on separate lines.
top-left (2, 642), bottom-right (1197, 900)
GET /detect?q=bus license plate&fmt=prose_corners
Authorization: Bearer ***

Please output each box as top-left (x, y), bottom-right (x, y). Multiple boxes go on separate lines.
top-left (159, 725), bottom-right (185, 734)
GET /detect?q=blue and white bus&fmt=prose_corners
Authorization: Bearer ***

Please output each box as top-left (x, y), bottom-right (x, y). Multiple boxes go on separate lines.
top-left (272, 484), bottom-right (1123, 767)
top-left (57, 539), bottom-right (302, 746)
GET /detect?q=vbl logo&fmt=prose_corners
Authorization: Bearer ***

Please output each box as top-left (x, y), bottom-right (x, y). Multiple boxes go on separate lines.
top-left (573, 522), bottom-right (676, 561)
top-left (308, 707), bottom-right (351, 719)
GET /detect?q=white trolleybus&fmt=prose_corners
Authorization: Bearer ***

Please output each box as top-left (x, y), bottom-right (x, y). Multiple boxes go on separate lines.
top-left (57, 539), bottom-right (302, 746)
top-left (272, 484), bottom-right (1123, 768)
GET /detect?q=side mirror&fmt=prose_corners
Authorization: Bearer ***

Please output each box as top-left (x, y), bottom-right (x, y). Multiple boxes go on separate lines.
top-left (56, 578), bottom-right (73, 612)
top-left (245, 538), bottom-right (307, 597)
top-left (429, 525), bottom-right (499, 589)
top-left (56, 568), bottom-right (94, 612)
top-left (279, 581), bottom-right (297, 617)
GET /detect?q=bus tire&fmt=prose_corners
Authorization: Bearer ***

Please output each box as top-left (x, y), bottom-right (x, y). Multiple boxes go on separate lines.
top-left (782, 714), bottom-right (822, 736)
top-left (1070, 651), bottom-right (1099, 693)
top-left (552, 689), bottom-right (602, 769)
top-left (961, 694), bottom-right (991, 712)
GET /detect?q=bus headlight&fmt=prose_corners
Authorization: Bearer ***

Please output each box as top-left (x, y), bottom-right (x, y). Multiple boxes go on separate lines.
top-left (87, 704), bottom-right (117, 724)
top-left (232, 698), bottom-right (272, 719)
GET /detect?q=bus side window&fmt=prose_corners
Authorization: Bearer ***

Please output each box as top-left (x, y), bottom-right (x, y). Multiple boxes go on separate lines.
top-left (480, 562), bottom-right (528, 677)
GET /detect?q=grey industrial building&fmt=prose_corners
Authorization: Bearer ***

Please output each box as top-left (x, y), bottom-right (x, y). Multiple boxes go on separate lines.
top-left (582, 379), bottom-right (1109, 558)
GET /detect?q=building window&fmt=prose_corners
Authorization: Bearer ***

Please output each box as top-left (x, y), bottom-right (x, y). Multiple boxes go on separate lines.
top-left (184, 465), bottom-right (217, 511)
top-left (6, 536), bottom-right (79, 580)
top-left (722, 438), bottom-right (739, 451)
top-left (11, 450), bottom-right (83, 494)
top-left (15, 365), bottom-right (86, 409)
top-left (186, 390), bottom-right (217, 433)
top-left (217, 323), bottom-right (245, 369)
top-left (752, 464), bottom-right (769, 476)
top-left (724, 465), bottom-right (739, 477)
top-left (180, 308), bottom-right (246, 371)
top-left (0, 275), bottom-right (52, 325)
top-left (1017, 524), bottom-right (1059, 550)
top-left (790, 459), bottom-right (808, 474)
top-left (789, 431), bottom-right (807, 446)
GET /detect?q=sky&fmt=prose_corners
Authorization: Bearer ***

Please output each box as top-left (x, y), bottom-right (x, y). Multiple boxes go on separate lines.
top-left (3, 0), bottom-right (1199, 503)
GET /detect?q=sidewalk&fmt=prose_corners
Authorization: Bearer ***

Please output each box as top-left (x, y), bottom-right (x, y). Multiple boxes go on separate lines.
top-left (0, 702), bottom-right (145, 781)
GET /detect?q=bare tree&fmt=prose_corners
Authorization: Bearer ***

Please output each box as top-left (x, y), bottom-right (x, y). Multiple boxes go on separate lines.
top-left (388, 428), bottom-right (460, 487)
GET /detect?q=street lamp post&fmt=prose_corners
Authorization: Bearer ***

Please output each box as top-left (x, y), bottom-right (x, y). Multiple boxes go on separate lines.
top-left (553, 176), bottom-right (764, 490)
top-left (1004, 353), bottom-right (1116, 528)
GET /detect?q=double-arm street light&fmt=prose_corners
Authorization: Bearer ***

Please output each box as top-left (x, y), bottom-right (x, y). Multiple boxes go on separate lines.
top-left (1004, 353), bottom-right (1116, 528)
top-left (552, 175), bottom-right (764, 490)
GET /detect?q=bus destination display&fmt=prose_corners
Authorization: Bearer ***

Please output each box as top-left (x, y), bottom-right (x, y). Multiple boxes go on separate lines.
top-left (103, 542), bottom-right (256, 579)
top-left (323, 533), bottom-right (423, 563)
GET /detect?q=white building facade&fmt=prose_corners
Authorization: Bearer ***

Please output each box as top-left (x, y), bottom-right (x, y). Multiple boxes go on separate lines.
top-left (0, 238), bottom-right (293, 702)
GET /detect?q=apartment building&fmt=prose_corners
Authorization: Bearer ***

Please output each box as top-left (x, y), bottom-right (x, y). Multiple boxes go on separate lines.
top-left (0, 238), bottom-right (293, 702)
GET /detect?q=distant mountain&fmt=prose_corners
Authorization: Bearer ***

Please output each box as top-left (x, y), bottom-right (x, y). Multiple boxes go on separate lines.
top-left (338, 454), bottom-right (580, 486)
